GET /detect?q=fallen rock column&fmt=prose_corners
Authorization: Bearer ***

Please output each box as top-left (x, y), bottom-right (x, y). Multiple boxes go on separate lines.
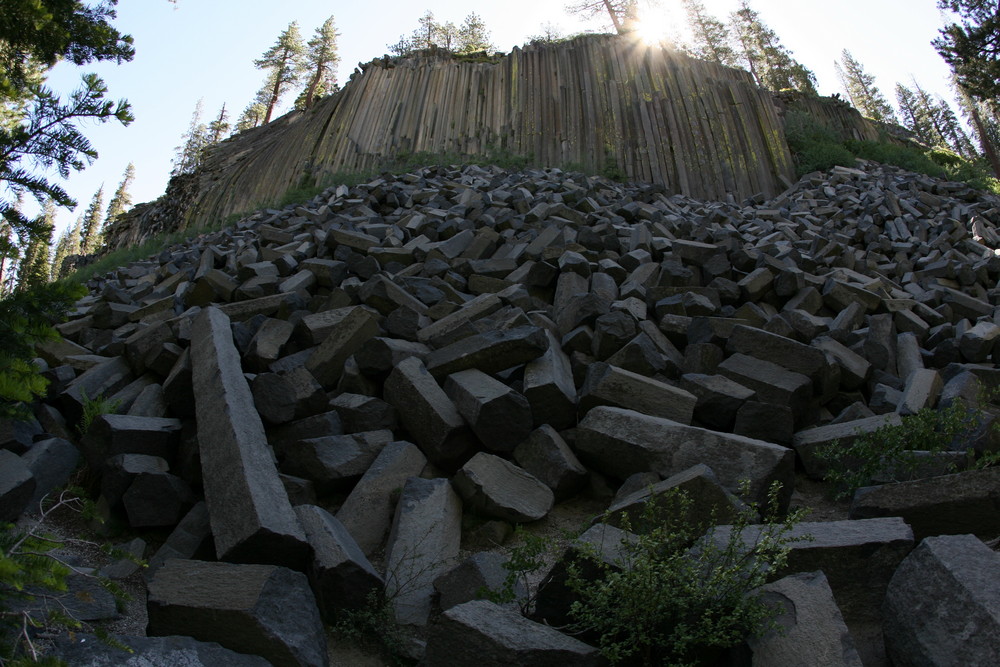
top-left (190, 306), bottom-right (309, 570)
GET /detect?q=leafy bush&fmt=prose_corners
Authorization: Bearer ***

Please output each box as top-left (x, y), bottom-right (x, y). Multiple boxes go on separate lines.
top-left (845, 140), bottom-right (946, 178)
top-left (783, 110), bottom-right (1000, 194)
top-left (500, 481), bottom-right (806, 666)
top-left (77, 389), bottom-right (121, 436)
top-left (817, 399), bottom-right (995, 499)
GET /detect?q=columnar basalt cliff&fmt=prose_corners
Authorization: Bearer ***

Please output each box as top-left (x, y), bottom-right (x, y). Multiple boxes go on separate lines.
top-left (105, 35), bottom-right (882, 252)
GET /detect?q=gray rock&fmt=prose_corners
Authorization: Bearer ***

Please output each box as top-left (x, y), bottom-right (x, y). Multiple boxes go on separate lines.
top-left (576, 406), bottom-right (794, 510)
top-left (147, 559), bottom-right (328, 667)
top-left (680, 373), bottom-right (755, 431)
top-left (328, 392), bottom-right (398, 432)
top-left (850, 466), bottom-right (1000, 541)
top-left (304, 306), bottom-right (379, 387)
top-left (336, 441), bottom-right (427, 556)
top-left (424, 325), bottom-right (548, 378)
top-left (579, 362), bottom-right (697, 424)
top-left (433, 551), bottom-right (523, 612)
top-left (280, 430), bottom-right (392, 493)
top-left (521, 328), bottom-right (577, 429)
top-left (190, 306), bottom-right (309, 570)
top-left (51, 632), bottom-right (272, 666)
top-left (445, 369), bottom-right (532, 453)
top-left (882, 534), bottom-right (1000, 666)
top-left (710, 517), bottom-right (914, 628)
top-left (145, 501), bottom-right (214, 581)
top-left (79, 414), bottom-right (182, 473)
top-left (20, 437), bottom-right (79, 506)
top-left (294, 504), bottom-right (383, 621)
top-left (122, 470), bottom-right (195, 528)
top-left (727, 324), bottom-right (830, 382)
top-left (385, 477), bottom-right (462, 625)
top-left (383, 356), bottom-right (474, 468)
top-left (426, 600), bottom-right (604, 666)
top-left (896, 368), bottom-right (943, 416)
top-left (749, 571), bottom-right (863, 667)
top-left (453, 452), bottom-right (554, 523)
top-left (513, 424), bottom-right (588, 501)
top-left (717, 353), bottom-right (812, 425)
top-left (0, 449), bottom-right (35, 520)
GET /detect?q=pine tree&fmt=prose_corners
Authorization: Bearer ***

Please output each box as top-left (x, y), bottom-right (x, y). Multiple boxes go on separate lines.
top-left (235, 98), bottom-right (268, 133)
top-left (254, 22), bottom-right (306, 124)
top-left (79, 186), bottom-right (104, 255)
top-left (729, 2), bottom-right (816, 94)
top-left (834, 50), bottom-right (897, 124)
top-left (15, 201), bottom-right (53, 291)
top-left (933, 1), bottom-right (1000, 178)
top-left (457, 12), bottom-right (494, 53)
top-left (895, 84), bottom-right (932, 146)
top-left (682, 0), bottom-right (738, 67)
top-left (956, 86), bottom-right (1000, 178)
top-left (207, 103), bottom-right (231, 143)
top-left (565, 0), bottom-right (640, 35)
top-left (301, 16), bottom-right (340, 110)
top-left (52, 214), bottom-right (82, 280)
top-left (104, 162), bottom-right (134, 229)
top-left (933, 0), bottom-right (1000, 104)
top-left (171, 99), bottom-right (208, 176)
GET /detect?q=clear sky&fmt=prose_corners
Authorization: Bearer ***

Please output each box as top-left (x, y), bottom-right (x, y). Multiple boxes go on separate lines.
top-left (36, 0), bottom-right (958, 238)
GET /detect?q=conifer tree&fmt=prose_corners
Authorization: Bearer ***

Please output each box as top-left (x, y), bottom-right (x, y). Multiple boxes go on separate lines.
top-left (834, 50), bottom-right (897, 124)
top-left (171, 99), bottom-right (208, 176)
top-left (457, 12), bottom-right (494, 53)
top-left (79, 186), bottom-right (104, 255)
top-left (301, 16), bottom-right (340, 110)
top-left (104, 162), bottom-right (134, 229)
top-left (933, 0), bottom-right (1000, 104)
top-left (15, 202), bottom-right (53, 291)
top-left (729, 2), bottom-right (816, 94)
top-left (235, 97), bottom-right (268, 133)
top-left (207, 103), bottom-right (231, 143)
top-left (255, 22), bottom-right (306, 124)
top-left (955, 86), bottom-right (1000, 178)
top-left (52, 214), bottom-right (82, 280)
top-left (681, 0), bottom-right (738, 67)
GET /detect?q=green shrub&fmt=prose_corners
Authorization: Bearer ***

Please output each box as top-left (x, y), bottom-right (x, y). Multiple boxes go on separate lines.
top-left (77, 389), bottom-right (121, 436)
top-left (845, 140), bottom-right (946, 178)
top-left (783, 110), bottom-right (856, 175)
top-left (554, 481), bottom-right (806, 666)
top-left (817, 399), bottom-right (993, 500)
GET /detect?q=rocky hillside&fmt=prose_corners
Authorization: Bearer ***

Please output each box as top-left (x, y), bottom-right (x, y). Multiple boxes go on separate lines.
top-left (4, 160), bottom-right (1000, 665)
top-left (103, 35), bottom-right (884, 251)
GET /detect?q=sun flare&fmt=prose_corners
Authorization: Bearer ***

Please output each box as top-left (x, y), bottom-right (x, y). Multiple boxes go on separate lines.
top-left (635, 8), bottom-right (672, 45)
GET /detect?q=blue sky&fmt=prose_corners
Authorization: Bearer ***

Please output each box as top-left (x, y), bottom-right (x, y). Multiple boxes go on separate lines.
top-left (36, 0), bottom-right (958, 237)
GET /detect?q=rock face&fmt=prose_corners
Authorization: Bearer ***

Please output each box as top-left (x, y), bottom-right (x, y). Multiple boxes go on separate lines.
top-left (105, 35), bottom-right (876, 246)
top-left (146, 559), bottom-right (328, 667)
top-left (883, 534), bottom-right (1000, 666)
top-left (16, 157), bottom-right (1000, 665)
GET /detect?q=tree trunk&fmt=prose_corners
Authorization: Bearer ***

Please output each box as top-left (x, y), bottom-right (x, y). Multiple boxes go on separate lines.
top-left (969, 101), bottom-right (1000, 180)
top-left (602, 0), bottom-right (623, 34)
top-left (304, 65), bottom-right (322, 110)
top-left (264, 74), bottom-right (282, 124)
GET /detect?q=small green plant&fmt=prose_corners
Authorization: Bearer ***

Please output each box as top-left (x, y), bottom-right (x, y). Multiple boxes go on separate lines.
top-left (482, 527), bottom-right (552, 615)
top-left (818, 400), bottom-right (990, 500)
top-left (331, 588), bottom-right (405, 663)
top-left (563, 481), bottom-right (807, 666)
top-left (77, 389), bottom-right (121, 437)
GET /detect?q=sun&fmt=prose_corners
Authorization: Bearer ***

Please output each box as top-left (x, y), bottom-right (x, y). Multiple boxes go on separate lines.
top-left (635, 8), bottom-right (672, 45)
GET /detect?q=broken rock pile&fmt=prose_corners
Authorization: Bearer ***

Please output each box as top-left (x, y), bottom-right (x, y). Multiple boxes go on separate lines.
top-left (6, 161), bottom-right (1000, 665)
